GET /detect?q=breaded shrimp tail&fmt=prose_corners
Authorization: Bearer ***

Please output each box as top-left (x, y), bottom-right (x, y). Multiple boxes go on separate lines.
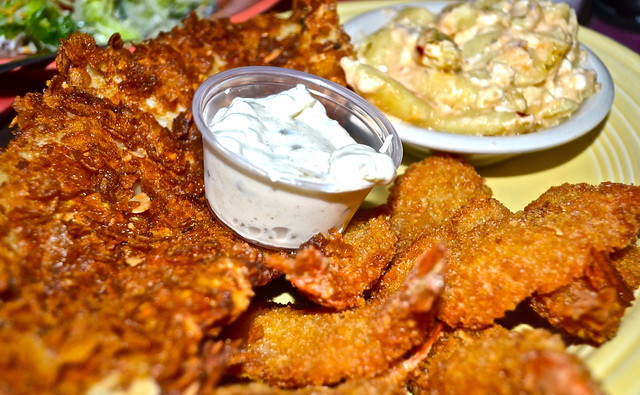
top-left (438, 182), bottom-right (640, 329)
top-left (266, 207), bottom-right (396, 310)
top-left (409, 326), bottom-right (604, 395)
top-left (214, 324), bottom-right (443, 394)
top-left (224, 245), bottom-right (446, 388)
top-left (530, 245), bottom-right (640, 344)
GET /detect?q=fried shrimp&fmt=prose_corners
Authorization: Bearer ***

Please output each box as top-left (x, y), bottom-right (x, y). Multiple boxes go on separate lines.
top-left (224, 245), bottom-right (446, 388)
top-left (266, 207), bottom-right (396, 310)
top-left (525, 188), bottom-right (640, 344)
top-left (409, 326), bottom-right (604, 395)
top-left (2, 0), bottom-right (639, 390)
top-left (530, 247), bottom-right (638, 344)
top-left (387, 155), bottom-right (492, 254)
top-left (437, 182), bottom-right (640, 328)
top-left (370, 156), bottom-right (493, 299)
top-left (613, 245), bottom-right (640, 289)
top-left (215, 324), bottom-right (443, 395)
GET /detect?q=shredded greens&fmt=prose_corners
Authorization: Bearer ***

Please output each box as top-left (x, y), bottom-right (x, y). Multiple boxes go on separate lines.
top-left (0, 0), bottom-right (216, 56)
top-left (0, 0), bottom-right (76, 53)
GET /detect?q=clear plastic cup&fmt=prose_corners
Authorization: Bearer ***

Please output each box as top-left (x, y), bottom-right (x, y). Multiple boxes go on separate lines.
top-left (192, 66), bottom-right (402, 249)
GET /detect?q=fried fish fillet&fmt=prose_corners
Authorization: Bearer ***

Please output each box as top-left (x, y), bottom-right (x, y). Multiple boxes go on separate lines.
top-left (0, 0), bottom-right (354, 393)
top-left (55, 0), bottom-right (352, 133)
top-left (2, 65), bottom-right (266, 394)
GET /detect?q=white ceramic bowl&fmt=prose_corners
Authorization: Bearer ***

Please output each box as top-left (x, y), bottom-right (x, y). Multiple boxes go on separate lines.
top-left (343, 1), bottom-right (615, 166)
top-left (192, 66), bottom-right (402, 249)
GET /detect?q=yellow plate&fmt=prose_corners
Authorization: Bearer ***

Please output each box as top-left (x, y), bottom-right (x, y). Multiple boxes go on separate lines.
top-left (338, 2), bottom-right (640, 394)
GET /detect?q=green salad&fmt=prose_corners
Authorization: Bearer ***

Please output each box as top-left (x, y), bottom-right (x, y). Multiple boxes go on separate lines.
top-left (0, 0), bottom-right (216, 56)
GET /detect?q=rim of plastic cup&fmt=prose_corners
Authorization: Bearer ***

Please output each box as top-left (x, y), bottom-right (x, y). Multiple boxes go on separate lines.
top-left (193, 66), bottom-right (403, 193)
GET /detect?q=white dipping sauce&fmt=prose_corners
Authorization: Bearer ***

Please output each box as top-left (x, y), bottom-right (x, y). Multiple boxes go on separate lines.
top-left (202, 84), bottom-right (397, 249)
top-left (207, 84), bottom-right (396, 189)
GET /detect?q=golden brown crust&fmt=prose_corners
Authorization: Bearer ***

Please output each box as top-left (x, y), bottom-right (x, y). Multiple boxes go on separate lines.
top-left (388, 155), bottom-right (493, 254)
top-left (436, 182), bottom-right (640, 328)
top-left (224, 245), bottom-right (445, 388)
top-left (266, 207), bottom-right (396, 310)
top-left (409, 326), bottom-right (604, 395)
top-left (0, 1), bottom-right (354, 392)
top-left (530, 248), bottom-right (636, 344)
top-left (1, 1), bottom-right (639, 392)
top-left (613, 245), bottom-right (640, 289)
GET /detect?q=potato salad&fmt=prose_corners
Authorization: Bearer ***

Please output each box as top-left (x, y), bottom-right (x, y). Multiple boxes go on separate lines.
top-left (341, 0), bottom-right (599, 136)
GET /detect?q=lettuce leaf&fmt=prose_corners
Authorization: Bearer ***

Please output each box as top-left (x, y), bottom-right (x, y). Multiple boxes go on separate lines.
top-left (0, 0), bottom-right (216, 55)
top-left (74, 0), bottom-right (215, 44)
top-left (0, 0), bottom-right (77, 52)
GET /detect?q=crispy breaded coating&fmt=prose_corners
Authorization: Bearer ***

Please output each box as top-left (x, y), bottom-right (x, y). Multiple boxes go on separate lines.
top-left (370, 156), bottom-right (493, 300)
top-left (409, 326), bottom-right (604, 395)
top-left (388, 155), bottom-right (492, 254)
top-left (530, 247), bottom-right (637, 344)
top-left (0, 0), bottom-right (355, 392)
top-left (266, 207), bottom-right (396, 310)
top-left (134, 0), bottom-right (353, 87)
top-left (613, 245), bottom-right (640, 289)
top-left (216, 325), bottom-right (442, 395)
top-left (224, 245), bottom-right (445, 388)
top-left (374, 198), bottom-right (510, 307)
top-left (1, 0), bottom-right (637, 389)
top-left (55, 0), bottom-right (353, 133)
top-left (0, 60), bottom-right (270, 395)
top-left (437, 182), bottom-right (640, 328)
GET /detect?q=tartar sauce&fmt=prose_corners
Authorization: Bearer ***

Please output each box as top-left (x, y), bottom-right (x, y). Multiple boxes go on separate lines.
top-left (207, 84), bottom-right (396, 190)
